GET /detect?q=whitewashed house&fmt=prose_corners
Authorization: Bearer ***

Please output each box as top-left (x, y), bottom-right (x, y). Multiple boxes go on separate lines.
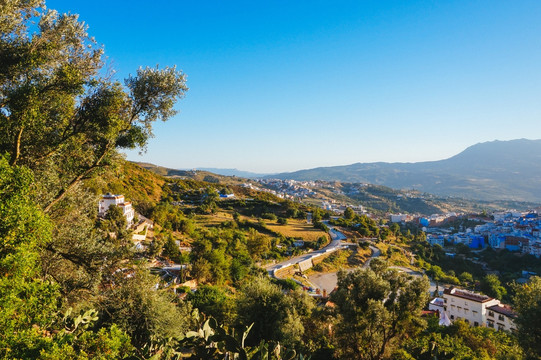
top-left (442, 287), bottom-right (516, 331)
top-left (98, 193), bottom-right (135, 227)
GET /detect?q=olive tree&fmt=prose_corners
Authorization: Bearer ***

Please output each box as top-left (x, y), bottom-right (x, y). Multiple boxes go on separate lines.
top-left (331, 259), bottom-right (430, 360)
top-left (0, 1), bottom-right (188, 213)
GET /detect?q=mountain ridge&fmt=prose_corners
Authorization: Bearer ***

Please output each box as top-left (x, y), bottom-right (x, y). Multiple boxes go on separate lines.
top-left (268, 139), bottom-right (541, 202)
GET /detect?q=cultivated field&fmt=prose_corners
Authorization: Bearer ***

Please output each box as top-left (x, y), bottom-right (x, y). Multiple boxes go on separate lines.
top-left (265, 219), bottom-right (330, 243)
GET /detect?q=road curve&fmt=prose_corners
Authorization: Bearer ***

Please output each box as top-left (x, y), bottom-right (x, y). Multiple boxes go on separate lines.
top-left (267, 222), bottom-right (347, 276)
top-left (308, 242), bottom-right (382, 293)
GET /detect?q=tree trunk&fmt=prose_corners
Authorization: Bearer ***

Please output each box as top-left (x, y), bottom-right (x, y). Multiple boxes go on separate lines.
top-left (10, 126), bottom-right (23, 166)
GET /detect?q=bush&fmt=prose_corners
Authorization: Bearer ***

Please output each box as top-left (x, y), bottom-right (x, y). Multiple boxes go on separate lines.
top-left (272, 278), bottom-right (300, 291)
top-left (261, 213), bottom-right (278, 221)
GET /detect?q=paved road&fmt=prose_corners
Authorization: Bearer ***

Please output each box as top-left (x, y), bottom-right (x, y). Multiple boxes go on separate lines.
top-left (308, 244), bottom-right (381, 293)
top-left (389, 266), bottom-right (444, 295)
top-left (307, 247), bottom-right (440, 295)
top-left (363, 245), bottom-right (381, 268)
top-left (267, 222), bottom-right (347, 276)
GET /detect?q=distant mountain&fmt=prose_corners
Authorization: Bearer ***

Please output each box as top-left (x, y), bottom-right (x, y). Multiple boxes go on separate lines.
top-left (134, 162), bottom-right (253, 186)
top-left (195, 168), bottom-right (271, 178)
top-left (135, 163), bottom-right (268, 179)
top-left (269, 139), bottom-right (541, 202)
top-left (134, 162), bottom-right (192, 177)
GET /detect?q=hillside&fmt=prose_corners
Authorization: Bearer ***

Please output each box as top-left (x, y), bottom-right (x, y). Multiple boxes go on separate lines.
top-left (136, 161), bottom-right (537, 215)
top-left (135, 162), bottom-right (250, 186)
top-left (269, 139), bottom-right (541, 202)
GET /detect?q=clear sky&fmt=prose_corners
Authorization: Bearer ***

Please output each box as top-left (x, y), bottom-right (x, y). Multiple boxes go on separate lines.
top-left (47, 0), bottom-right (541, 173)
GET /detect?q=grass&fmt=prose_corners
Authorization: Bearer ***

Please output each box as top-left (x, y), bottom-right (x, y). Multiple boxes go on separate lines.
top-left (265, 218), bottom-right (329, 243)
top-left (308, 247), bottom-right (371, 274)
top-left (196, 212), bottom-right (235, 227)
top-left (376, 242), bottom-right (416, 269)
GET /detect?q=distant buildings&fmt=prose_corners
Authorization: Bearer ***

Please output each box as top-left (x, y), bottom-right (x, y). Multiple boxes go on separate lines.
top-left (98, 193), bottom-right (135, 227)
top-left (418, 209), bottom-right (540, 256)
top-left (390, 214), bottom-right (409, 223)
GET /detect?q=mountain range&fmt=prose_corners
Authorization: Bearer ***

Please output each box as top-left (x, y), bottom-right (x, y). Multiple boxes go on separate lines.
top-left (269, 139), bottom-right (541, 202)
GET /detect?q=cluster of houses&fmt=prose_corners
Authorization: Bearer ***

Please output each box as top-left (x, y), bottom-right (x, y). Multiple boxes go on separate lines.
top-left (254, 179), bottom-right (319, 200)
top-left (429, 287), bottom-right (516, 332)
top-left (322, 200), bottom-right (365, 215)
top-left (426, 231), bottom-right (485, 249)
top-left (420, 210), bottom-right (541, 257)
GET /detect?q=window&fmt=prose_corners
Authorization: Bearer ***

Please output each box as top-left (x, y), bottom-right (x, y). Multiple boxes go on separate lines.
top-left (497, 324), bottom-right (505, 331)
top-left (450, 315), bottom-right (455, 320)
top-left (444, 306), bottom-right (447, 311)
top-left (498, 315), bottom-right (505, 321)
top-left (464, 308), bottom-right (469, 314)
top-left (444, 298), bottom-right (447, 303)
top-left (488, 311), bottom-right (494, 317)
top-left (473, 310), bottom-right (478, 315)
top-left (487, 321), bottom-right (494, 328)
top-left (474, 321), bottom-right (479, 327)
top-left (464, 319), bottom-right (469, 324)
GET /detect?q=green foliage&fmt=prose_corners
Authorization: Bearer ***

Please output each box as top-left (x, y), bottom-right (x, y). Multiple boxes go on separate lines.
top-left (261, 213), bottom-right (278, 221)
top-left (513, 276), bottom-right (541, 359)
top-left (312, 250), bottom-right (351, 273)
top-left (414, 239), bottom-right (485, 287)
top-left (0, 1), bottom-right (187, 214)
top-left (480, 274), bottom-right (507, 300)
top-left (236, 276), bottom-right (315, 347)
top-left (101, 205), bottom-right (128, 240)
top-left (344, 207), bottom-right (355, 220)
top-left (330, 214), bottom-right (379, 238)
top-left (480, 248), bottom-right (541, 284)
top-left (399, 319), bottom-right (523, 360)
top-left (41, 324), bottom-right (134, 360)
top-left (190, 227), bottom-right (255, 285)
top-left (96, 269), bottom-right (193, 348)
top-left (389, 222), bottom-right (400, 235)
top-left (459, 271), bottom-right (474, 286)
top-left (272, 278), bottom-right (301, 291)
top-left (151, 202), bottom-right (194, 233)
top-left (0, 156), bottom-right (136, 358)
top-left (187, 285), bottom-right (235, 325)
top-left (179, 318), bottom-right (306, 360)
top-left (246, 228), bottom-right (271, 259)
top-left (0, 156), bottom-right (59, 358)
top-left (331, 259), bottom-right (430, 360)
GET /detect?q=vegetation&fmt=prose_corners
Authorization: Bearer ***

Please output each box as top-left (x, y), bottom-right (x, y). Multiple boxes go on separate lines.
top-left (513, 276), bottom-right (541, 359)
top-left (0, 1), bottom-right (533, 359)
top-left (331, 259), bottom-right (430, 360)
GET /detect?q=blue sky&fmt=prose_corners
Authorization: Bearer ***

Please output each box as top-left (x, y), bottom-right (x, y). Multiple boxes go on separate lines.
top-left (47, 1), bottom-right (541, 173)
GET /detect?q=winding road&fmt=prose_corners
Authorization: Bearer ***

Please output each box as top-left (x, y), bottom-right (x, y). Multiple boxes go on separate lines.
top-left (307, 244), bottom-right (381, 293)
top-left (267, 223), bottom-right (437, 296)
top-left (266, 222), bottom-right (348, 276)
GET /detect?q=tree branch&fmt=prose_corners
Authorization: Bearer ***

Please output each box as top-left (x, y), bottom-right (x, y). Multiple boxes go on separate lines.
top-left (43, 143), bottom-right (112, 213)
top-left (10, 126), bottom-right (24, 166)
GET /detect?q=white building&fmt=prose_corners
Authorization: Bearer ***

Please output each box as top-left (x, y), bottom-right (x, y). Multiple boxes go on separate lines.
top-left (429, 297), bottom-right (445, 312)
top-left (442, 287), bottom-right (516, 331)
top-left (98, 193), bottom-right (135, 227)
top-left (427, 234), bottom-right (445, 247)
top-left (390, 214), bottom-right (409, 223)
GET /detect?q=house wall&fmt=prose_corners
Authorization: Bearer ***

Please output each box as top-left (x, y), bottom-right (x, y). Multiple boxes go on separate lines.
top-left (443, 289), bottom-right (515, 331)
